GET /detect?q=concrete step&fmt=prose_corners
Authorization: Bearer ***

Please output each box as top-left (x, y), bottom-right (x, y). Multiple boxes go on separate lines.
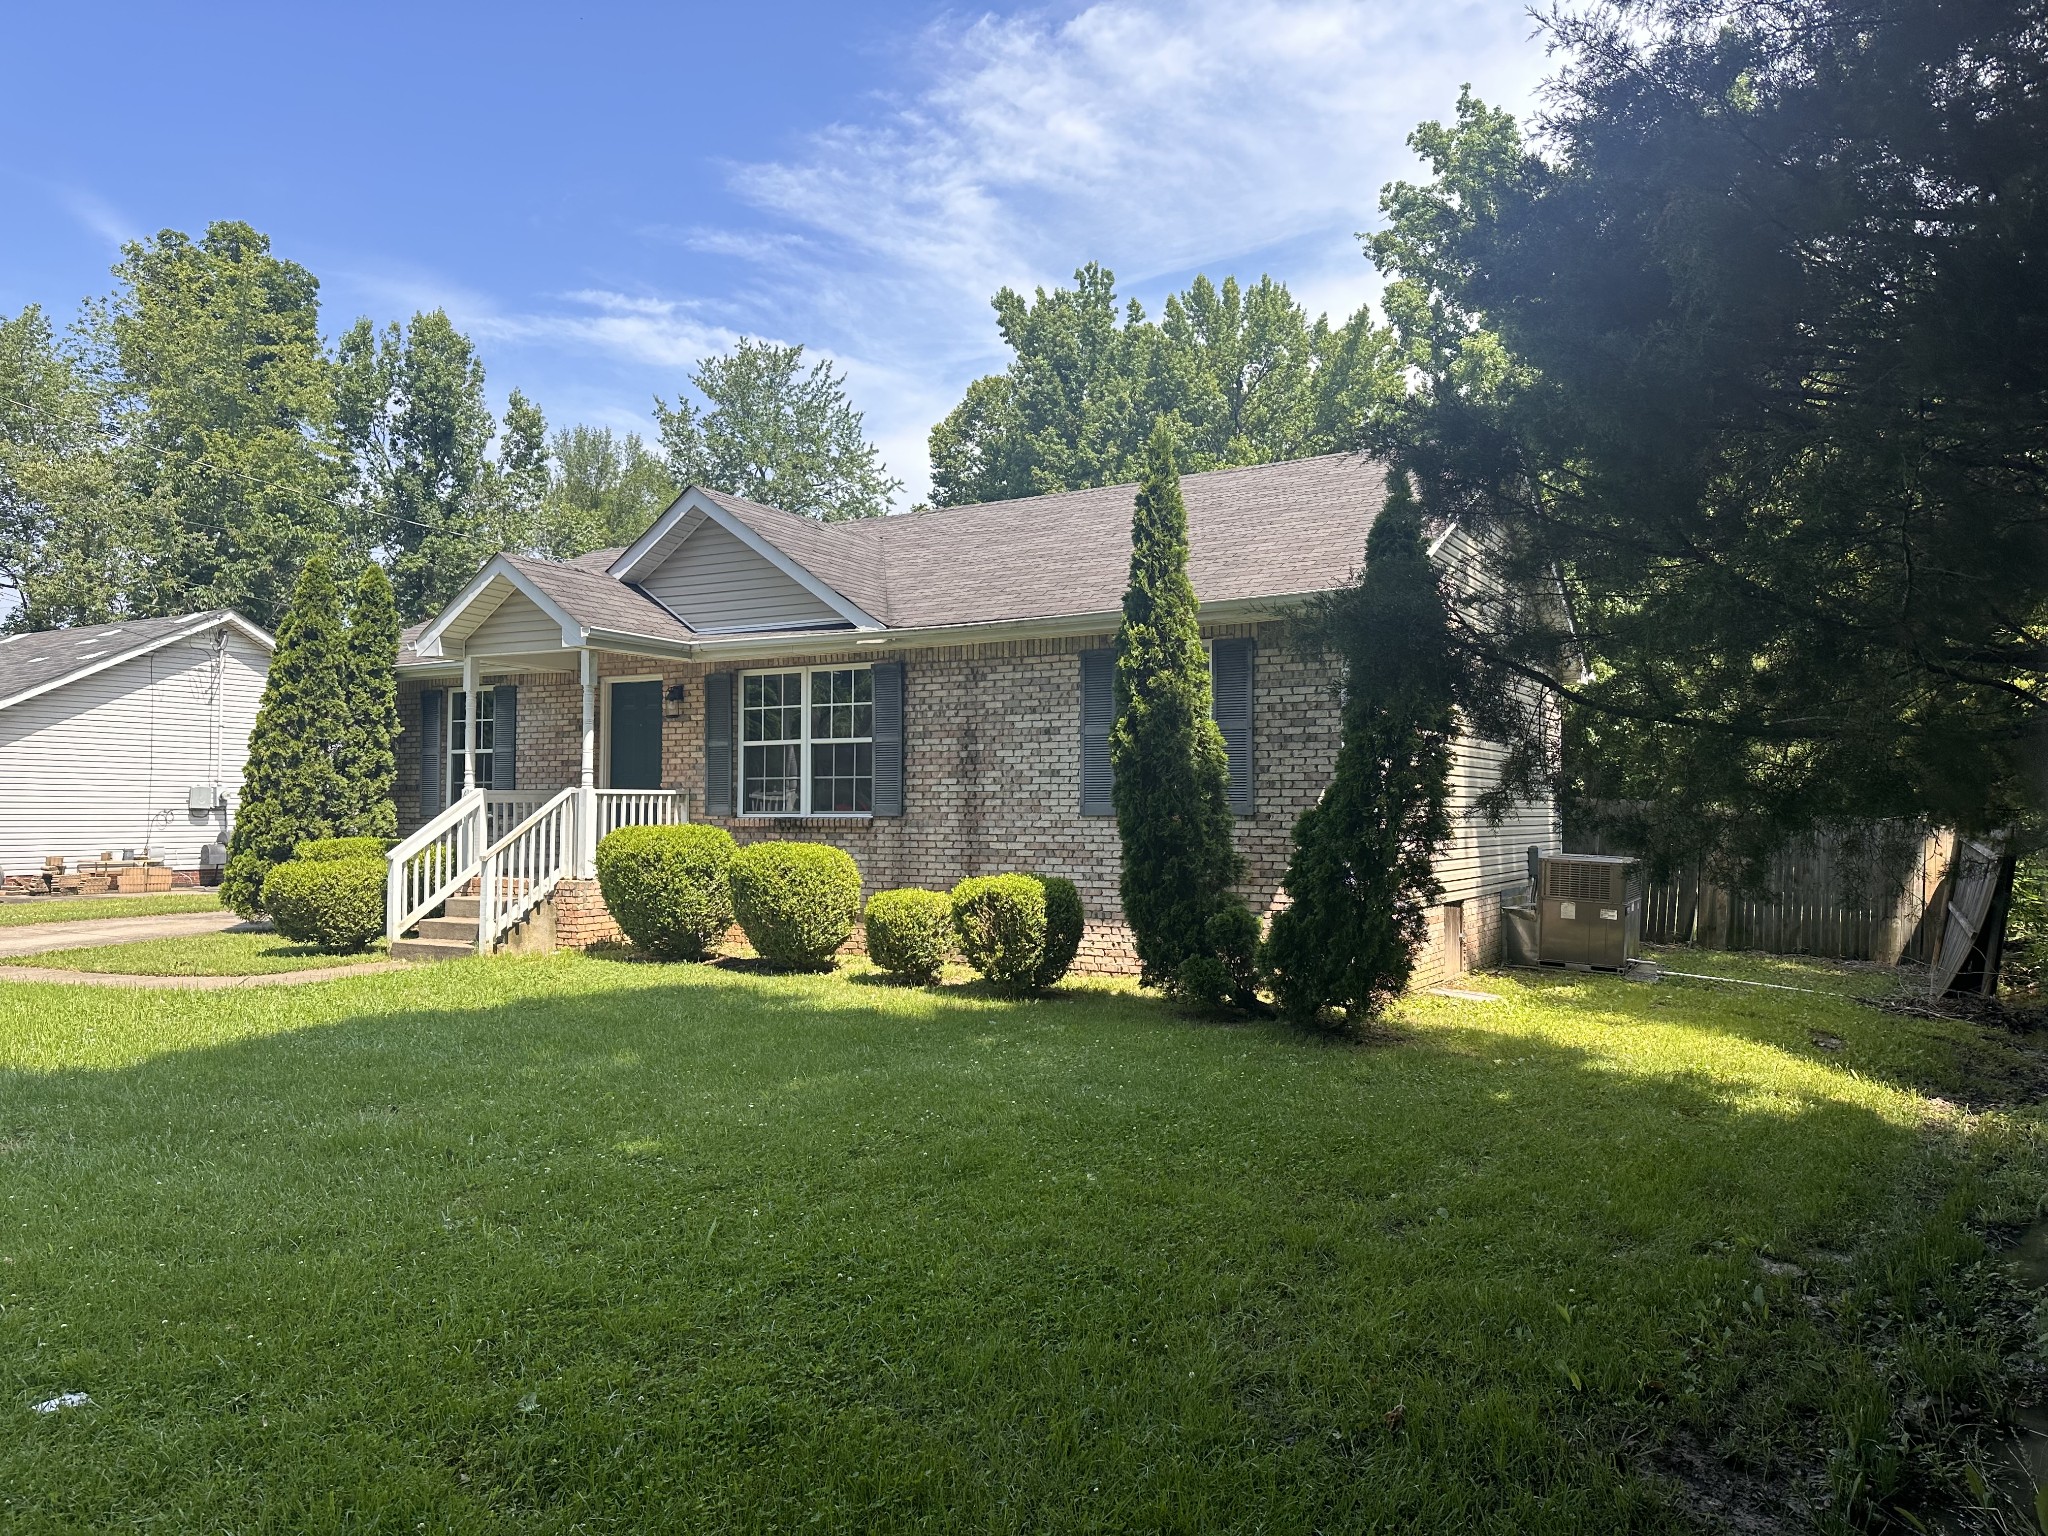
top-left (444, 895), bottom-right (481, 919)
top-left (416, 916), bottom-right (480, 943)
top-left (391, 936), bottom-right (477, 963)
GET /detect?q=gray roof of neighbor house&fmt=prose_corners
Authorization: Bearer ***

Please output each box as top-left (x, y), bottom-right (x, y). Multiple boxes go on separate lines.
top-left (0, 611), bottom-right (271, 712)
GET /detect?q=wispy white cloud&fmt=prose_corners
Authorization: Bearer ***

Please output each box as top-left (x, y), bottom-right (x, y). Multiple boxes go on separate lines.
top-left (341, 1), bottom-right (1549, 503)
top-left (56, 187), bottom-right (137, 249)
top-left (705, 0), bottom-right (1550, 498)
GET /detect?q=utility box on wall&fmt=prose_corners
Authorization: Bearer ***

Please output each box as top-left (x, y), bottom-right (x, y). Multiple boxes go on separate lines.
top-left (1538, 854), bottom-right (1642, 970)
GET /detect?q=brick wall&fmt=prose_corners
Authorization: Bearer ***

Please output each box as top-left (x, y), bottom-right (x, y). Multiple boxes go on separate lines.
top-left (399, 620), bottom-right (1537, 980)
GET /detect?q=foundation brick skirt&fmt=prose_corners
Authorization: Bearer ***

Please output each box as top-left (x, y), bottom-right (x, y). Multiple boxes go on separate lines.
top-left (552, 879), bottom-right (624, 948)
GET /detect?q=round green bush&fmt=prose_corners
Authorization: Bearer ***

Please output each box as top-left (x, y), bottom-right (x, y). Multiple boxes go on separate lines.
top-left (951, 874), bottom-right (1043, 988)
top-left (729, 841), bottom-right (862, 968)
top-left (294, 835), bottom-right (394, 862)
top-left (262, 856), bottom-right (385, 952)
top-left (1037, 876), bottom-right (1084, 989)
top-left (594, 824), bottom-right (738, 960)
top-left (864, 888), bottom-right (955, 983)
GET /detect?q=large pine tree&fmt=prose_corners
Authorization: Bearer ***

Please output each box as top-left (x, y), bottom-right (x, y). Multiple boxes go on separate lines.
top-left (221, 554), bottom-right (349, 915)
top-left (1263, 471), bottom-right (1458, 1024)
top-left (1110, 419), bottom-right (1242, 987)
top-left (337, 561), bottom-right (400, 839)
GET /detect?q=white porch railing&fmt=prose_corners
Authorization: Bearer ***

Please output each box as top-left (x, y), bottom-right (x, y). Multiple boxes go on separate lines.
top-left (385, 789), bottom-right (490, 944)
top-left (387, 784), bottom-right (691, 950)
top-left (597, 788), bottom-right (688, 840)
top-left (477, 788), bottom-right (581, 953)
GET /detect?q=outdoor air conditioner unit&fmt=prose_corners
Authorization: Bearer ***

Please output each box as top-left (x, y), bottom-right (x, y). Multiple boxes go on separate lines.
top-left (1538, 854), bottom-right (1642, 970)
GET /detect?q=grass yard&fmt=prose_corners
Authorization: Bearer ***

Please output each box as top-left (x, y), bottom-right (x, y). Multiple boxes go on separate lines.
top-left (1, 930), bottom-right (389, 976)
top-left (2, 948), bottom-right (2045, 1532)
top-left (0, 891), bottom-right (222, 926)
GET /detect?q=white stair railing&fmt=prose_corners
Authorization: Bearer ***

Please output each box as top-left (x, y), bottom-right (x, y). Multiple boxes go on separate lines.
top-left (483, 791), bottom-right (550, 844)
top-left (477, 787), bottom-right (581, 953)
top-left (596, 788), bottom-right (688, 840)
top-left (386, 790), bottom-right (489, 943)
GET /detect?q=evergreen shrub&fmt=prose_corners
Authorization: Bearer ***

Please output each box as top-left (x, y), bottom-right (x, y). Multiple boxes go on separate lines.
top-left (594, 824), bottom-right (738, 960)
top-left (863, 888), bottom-right (955, 983)
top-left (951, 874), bottom-right (1084, 990)
top-left (729, 841), bottom-right (861, 967)
top-left (295, 836), bottom-right (393, 862)
top-left (263, 857), bottom-right (385, 952)
top-left (1111, 420), bottom-right (1241, 986)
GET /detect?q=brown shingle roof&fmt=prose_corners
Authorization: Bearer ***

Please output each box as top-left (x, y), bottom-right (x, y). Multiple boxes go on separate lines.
top-left (694, 453), bottom-right (1384, 630)
top-left (407, 454), bottom-right (1388, 657)
top-left (501, 554), bottom-right (695, 645)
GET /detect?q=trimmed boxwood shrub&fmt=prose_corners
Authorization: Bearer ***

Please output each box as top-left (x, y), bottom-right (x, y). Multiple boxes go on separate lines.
top-left (864, 888), bottom-right (955, 983)
top-left (1038, 876), bottom-right (1083, 989)
top-left (263, 857), bottom-right (385, 953)
top-left (295, 835), bottom-right (394, 862)
top-left (595, 824), bottom-right (737, 960)
top-left (729, 841), bottom-right (861, 968)
top-left (950, 873), bottom-right (1085, 991)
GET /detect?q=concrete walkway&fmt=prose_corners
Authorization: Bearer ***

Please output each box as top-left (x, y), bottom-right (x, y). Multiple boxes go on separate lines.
top-left (0, 910), bottom-right (253, 958)
top-left (0, 910), bottom-right (411, 989)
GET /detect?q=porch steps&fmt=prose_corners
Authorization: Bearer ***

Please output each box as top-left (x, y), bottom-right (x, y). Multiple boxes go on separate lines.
top-left (391, 895), bottom-right (482, 963)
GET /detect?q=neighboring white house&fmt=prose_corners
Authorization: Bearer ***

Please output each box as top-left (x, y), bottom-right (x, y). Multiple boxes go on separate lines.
top-left (0, 611), bottom-right (274, 880)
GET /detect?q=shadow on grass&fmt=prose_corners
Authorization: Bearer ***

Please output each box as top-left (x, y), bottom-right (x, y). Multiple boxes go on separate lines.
top-left (0, 957), bottom-right (2038, 1532)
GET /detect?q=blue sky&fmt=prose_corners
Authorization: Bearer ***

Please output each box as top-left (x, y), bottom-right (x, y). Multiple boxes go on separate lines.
top-left (1, 0), bottom-right (1551, 504)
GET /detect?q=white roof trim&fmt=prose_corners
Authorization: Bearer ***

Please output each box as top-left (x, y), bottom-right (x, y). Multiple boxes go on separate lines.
top-left (411, 556), bottom-right (585, 658)
top-left (0, 611), bottom-right (275, 715)
top-left (609, 487), bottom-right (883, 631)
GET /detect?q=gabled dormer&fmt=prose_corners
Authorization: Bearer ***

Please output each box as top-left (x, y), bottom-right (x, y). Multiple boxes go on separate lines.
top-left (610, 488), bottom-right (883, 635)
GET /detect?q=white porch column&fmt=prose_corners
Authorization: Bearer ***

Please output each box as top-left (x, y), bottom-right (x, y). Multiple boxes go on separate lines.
top-left (461, 654), bottom-right (480, 795)
top-left (577, 648), bottom-right (599, 876)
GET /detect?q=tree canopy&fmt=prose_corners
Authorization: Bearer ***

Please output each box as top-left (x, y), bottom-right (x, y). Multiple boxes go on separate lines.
top-left (654, 338), bottom-right (899, 522)
top-left (928, 264), bottom-right (1397, 507)
top-left (1367, 0), bottom-right (2048, 867)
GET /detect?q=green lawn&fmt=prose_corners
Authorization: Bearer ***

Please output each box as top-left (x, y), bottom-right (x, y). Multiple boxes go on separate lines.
top-left (2, 951), bottom-right (2043, 1532)
top-left (0, 891), bottom-right (222, 926)
top-left (0, 930), bottom-right (389, 976)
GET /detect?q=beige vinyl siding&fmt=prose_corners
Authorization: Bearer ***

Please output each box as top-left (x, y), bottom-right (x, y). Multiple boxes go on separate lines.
top-left (638, 519), bottom-right (845, 632)
top-left (1438, 729), bottom-right (1561, 905)
top-left (459, 589), bottom-right (567, 656)
top-left (0, 625), bottom-right (269, 876)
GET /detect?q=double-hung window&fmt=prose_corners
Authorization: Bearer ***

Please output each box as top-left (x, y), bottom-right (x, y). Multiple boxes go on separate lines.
top-left (741, 666), bottom-right (872, 814)
top-left (447, 688), bottom-right (494, 795)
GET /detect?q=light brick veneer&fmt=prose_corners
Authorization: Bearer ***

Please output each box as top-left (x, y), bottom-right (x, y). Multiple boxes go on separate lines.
top-left (398, 619), bottom-right (1519, 980)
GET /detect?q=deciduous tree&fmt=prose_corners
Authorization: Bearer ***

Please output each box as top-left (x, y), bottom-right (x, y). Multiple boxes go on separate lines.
top-left (655, 339), bottom-right (898, 521)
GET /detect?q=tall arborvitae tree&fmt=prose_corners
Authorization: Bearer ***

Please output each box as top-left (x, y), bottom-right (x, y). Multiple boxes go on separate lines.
top-left (1111, 419), bottom-right (1242, 987)
top-left (1264, 471), bottom-right (1458, 1025)
top-left (337, 562), bottom-right (400, 839)
top-left (221, 555), bottom-right (348, 915)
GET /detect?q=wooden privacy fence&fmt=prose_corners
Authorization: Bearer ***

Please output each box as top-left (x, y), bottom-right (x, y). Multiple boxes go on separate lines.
top-left (1565, 821), bottom-right (1956, 963)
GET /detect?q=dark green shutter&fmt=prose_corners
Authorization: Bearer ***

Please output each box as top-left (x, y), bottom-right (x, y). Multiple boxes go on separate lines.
top-left (704, 671), bottom-right (735, 815)
top-left (1079, 648), bottom-right (1115, 816)
top-left (871, 661), bottom-right (905, 816)
top-left (1211, 638), bottom-right (1255, 816)
top-left (492, 684), bottom-right (518, 791)
top-left (419, 688), bottom-right (443, 817)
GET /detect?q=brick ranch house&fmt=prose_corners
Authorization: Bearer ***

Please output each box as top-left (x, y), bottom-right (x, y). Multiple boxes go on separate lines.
top-left (389, 453), bottom-right (1559, 978)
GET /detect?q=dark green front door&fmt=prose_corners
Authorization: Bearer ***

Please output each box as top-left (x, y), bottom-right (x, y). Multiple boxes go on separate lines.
top-left (608, 681), bottom-right (664, 788)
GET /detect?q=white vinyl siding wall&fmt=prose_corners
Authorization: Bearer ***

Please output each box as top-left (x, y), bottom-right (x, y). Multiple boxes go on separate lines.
top-left (639, 520), bottom-right (845, 632)
top-left (0, 626), bottom-right (268, 876)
